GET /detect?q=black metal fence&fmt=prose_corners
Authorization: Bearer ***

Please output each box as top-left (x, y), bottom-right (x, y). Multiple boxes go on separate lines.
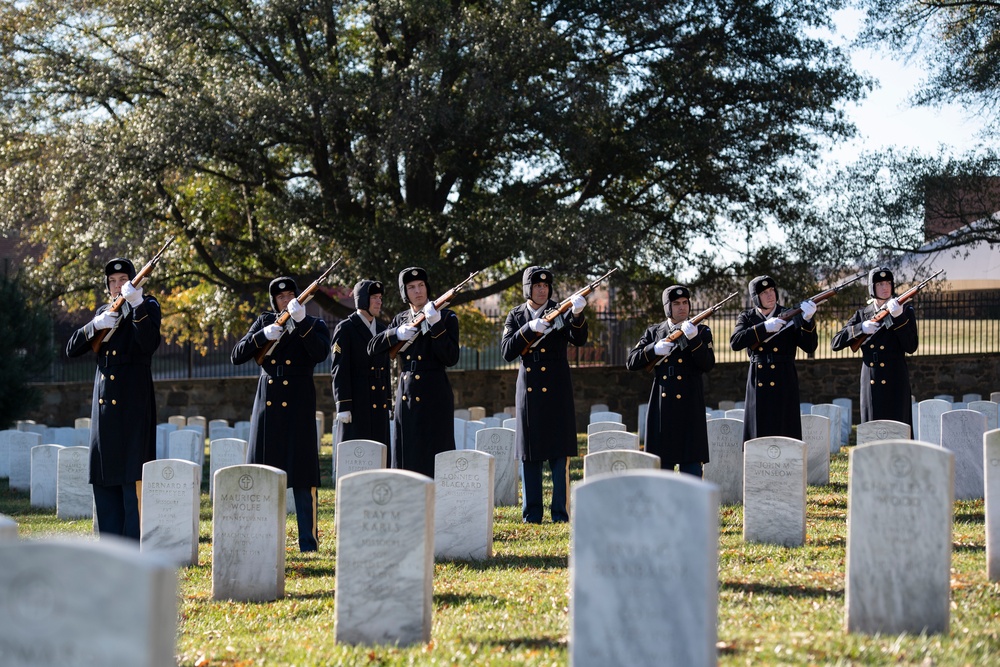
top-left (35, 292), bottom-right (1000, 382)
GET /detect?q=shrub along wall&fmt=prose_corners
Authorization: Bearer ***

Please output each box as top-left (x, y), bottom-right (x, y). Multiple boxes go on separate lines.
top-left (26, 354), bottom-right (1000, 432)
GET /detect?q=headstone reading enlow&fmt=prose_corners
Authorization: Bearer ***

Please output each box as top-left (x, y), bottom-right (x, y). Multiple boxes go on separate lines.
top-left (941, 409), bottom-right (987, 501)
top-left (583, 450), bottom-right (660, 479)
top-left (335, 439), bottom-right (388, 487)
top-left (587, 430), bottom-right (639, 456)
top-left (209, 438), bottom-right (249, 498)
top-left (141, 459), bottom-right (201, 566)
top-left (212, 465), bottom-right (287, 602)
top-left (587, 421), bottom-right (626, 437)
top-left (570, 471), bottom-right (719, 667)
top-left (475, 428), bottom-right (518, 506)
top-left (0, 539), bottom-right (177, 667)
top-left (434, 450), bottom-right (494, 560)
top-left (30, 444), bottom-right (64, 509)
top-left (986, 428), bottom-right (1000, 581)
top-left (57, 446), bottom-right (93, 520)
top-left (703, 418), bottom-right (744, 505)
top-left (6, 431), bottom-right (41, 492)
top-left (917, 399), bottom-right (951, 446)
top-left (856, 419), bottom-right (911, 445)
top-left (334, 470), bottom-right (434, 646)
top-left (845, 440), bottom-right (954, 635)
top-left (743, 437), bottom-right (807, 547)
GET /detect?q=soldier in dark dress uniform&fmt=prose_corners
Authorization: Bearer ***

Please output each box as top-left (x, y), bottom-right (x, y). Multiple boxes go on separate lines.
top-left (231, 276), bottom-right (330, 552)
top-left (66, 258), bottom-right (161, 539)
top-left (367, 267), bottom-right (460, 478)
top-left (730, 275), bottom-right (818, 443)
top-left (831, 267), bottom-right (918, 430)
top-left (331, 279), bottom-right (391, 446)
top-left (626, 285), bottom-right (715, 476)
top-left (500, 266), bottom-right (588, 523)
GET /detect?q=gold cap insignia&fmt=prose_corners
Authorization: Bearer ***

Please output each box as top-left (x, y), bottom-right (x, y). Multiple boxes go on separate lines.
top-left (539, 273), bottom-right (547, 280)
top-left (762, 280), bottom-right (769, 287)
top-left (113, 263), bottom-right (122, 271)
top-left (277, 281), bottom-right (286, 290)
top-left (411, 270), bottom-right (419, 276)
top-left (879, 272), bottom-right (886, 278)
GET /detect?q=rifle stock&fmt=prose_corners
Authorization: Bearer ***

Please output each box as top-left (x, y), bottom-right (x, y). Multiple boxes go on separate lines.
top-left (518, 268), bottom-right (617, 357)
top-left (90, 236), bottom-right (175, 353)
top-left (389, 270), bottom-right (482, 360)
top-left (253, 257), bottom-right (343, 365)
top-left (848, 269), bottom-right (943, 352)
top-left (644, 291), bottom-right (739, 371)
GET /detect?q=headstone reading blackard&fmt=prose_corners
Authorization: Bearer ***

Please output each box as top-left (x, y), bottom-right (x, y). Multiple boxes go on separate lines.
top-left (917, 399), bottom-right (951, 446)
top-left (57, 446), bottom-right (93, 520)
top-left (703, 418), bottom-right (743, 505)
top-left (475, 427), bottom-right (518, 506)
top-left (587, 430), bottom-right (639, 456)
top-left (212, 464), bottom-right (287, 602)
top-left (209, 438), bottom-right (249, 498)
top-left (845, 440), bottom-right (953, 635)
top-left (583, 450), bottom-right (660, 479)
top-left (856, 419), bottom-right (911, 445)
top-left (30, 444), bottom-right (64, 509)
top-left (334, 469), bottom-right (434, 646)
top-left (986, 428), bottom-right (1000, 581)
top-left (434, 450), bottom-right (494, 560)
top-left (743, 437), bottom-right (807, 547)
top-left (335, 439), bottom-right (388, 488)
top-left (140, 459), bottom-right (201, 566)
top-left (800, 414), bottom-right (831, 486)
top-left (941, 409), bottom-right (987, 501)
top-left (570, 470), bottom-right (718, 667)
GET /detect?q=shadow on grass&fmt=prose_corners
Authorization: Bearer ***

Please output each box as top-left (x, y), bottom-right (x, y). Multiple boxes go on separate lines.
top-left (478, 636), bottom-right (566, 650)
top-left (448, 554), bottom-right (569, 570)
top-left (954, 542), bottom-right (985, 553)
top-left (721, 580), bottom-right (843, 599)
top-left (809, 536), bottom-right (846, 548)
top-left (955, 510), bottom-right (985, 523)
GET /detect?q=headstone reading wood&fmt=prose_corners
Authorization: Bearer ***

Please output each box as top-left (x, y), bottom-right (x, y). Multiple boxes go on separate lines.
top-left (475, 427), bottom-right (518, 506)
top-left (941, 409), bottom-right (987, 501)
top-left (6, 431), bottom-right (41, 492)
top-left (845, 440), bottom-right (953, 635)
top-left (583, 450), bottom-right (660, 479)
top-left (856, 419), bottom-right (911, 445)
top-left (335, 439), bottom-right (388, 487)
top-left (986, 428), bottom-right (1000, 581)
top-left (334, 470), bottom-right (434, 646)
top-left (703, 418), bottom-right (744, 505)
top-left (587, 430), bottom-right (639, 456)
top-left (212, 464), bottom-right (287, 602)
top-left (570, 470), bottom-right (718, 667)
top-left (743, 437), bottom-right (807, 547)
top-left (140, 459), bottom-right (201, 566)
top-left (209, 438), bottom-right (249, 498)
top-left (30, 444), bottom-right (64, 509)
top-left (590, 410), bottom-right (623, 424)
top-left (587, 421), bottom-right (626, 436)
top-left (917, 399), bottom-right (951, 446)
top-left (57, 447), bottom-right (93, 520)
top-left (800, 414), bottom-right (831, 486)
top-left (968, 400), bottom-right (1000, 431)
top-left (434, 450), bottom-right (494, 560)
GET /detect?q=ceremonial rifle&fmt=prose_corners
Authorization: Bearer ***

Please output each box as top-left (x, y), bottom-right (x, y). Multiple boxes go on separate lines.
top-left (254, 257), bottom-right (343, 365)
top-left (848, 269), bottom-right (943, 352)
top-left (389, 269), bottom-right (482, 360)
top-left (517, 268), bottom-right (617, 357)
top-left (91, 236), bottom-right (176, 353)
top-left (755, 273), bottom-right (865, 349)
top-left (645, 291), bottom-right (739, 371)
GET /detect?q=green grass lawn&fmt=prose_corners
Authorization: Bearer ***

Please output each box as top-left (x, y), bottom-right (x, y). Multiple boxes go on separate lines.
top-left (2, 436), bottom-right (999, 666)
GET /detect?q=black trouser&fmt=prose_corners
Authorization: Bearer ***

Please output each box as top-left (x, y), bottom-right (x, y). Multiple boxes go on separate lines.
top-left (520, 458), bottom-right (569, 523)
top-left (93, 482), bottom-right (142, 539)
top-left (293, 486), bottom-right (318, 552)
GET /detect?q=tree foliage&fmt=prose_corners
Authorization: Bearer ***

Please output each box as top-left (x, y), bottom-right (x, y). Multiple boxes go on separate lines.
top-left (0, 275), bottom-right (54, 427)
top-left (0, 0), bottom-right (865, 340)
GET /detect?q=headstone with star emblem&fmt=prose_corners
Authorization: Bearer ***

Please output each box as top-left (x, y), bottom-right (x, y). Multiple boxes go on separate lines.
top-left (140, 459), bottom-right (201, 566)
top-left (335, 439), bottom-right (387, 487)
top-left (209, 438), bottom-right (249, 499)
top-left (986, 428), bottom-right (1000, 581)
top-left (587, 430), bottom-right (639, 456)
top-left (856, 419), bottom-right (910, 445)
top-left (703, 418), bottom-right (743, 505)
top-left (433, 449), bottom-right (494, 560)
top-left (570, 470), bottom-right (719, 667)
top-left (334, 469), bottom-right (434, 646)
top-left (475, 427), bottom-right (518, 506)
top-left (56, 446), bottom-right (93, 520)
top-left (941, 409), bottom-right (987, 500)
top-left (845, 440), bottom-right (953, 634)
top-left (800, 414), bottom-right (831, 486)
top-left (743, 437), bottom-right (807, 546)
top-left (212, 464), bottom-right (286, 602)
top-left (583, 449), bottom-right (660, 479)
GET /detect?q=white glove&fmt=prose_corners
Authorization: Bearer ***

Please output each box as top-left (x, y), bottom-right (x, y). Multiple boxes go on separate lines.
top-left (92, 310), bottom-right (119, 331)
top-left (886, 298), bottom-right (903, 318)
top-left (422, 301), bottom-right (441, 325)
top-left (528, 318), bottom-right (551, 334)
top-left (571, 294), bottom-right (586, 315)
top-left (396, 324), bottom-right (418, 341)
top-left (263, 323), bottom-right (284, 340)
top-left (653, 339), bottom-right (675, 356)
top-left (287, 297), bottom-right (306, 322)
top-left (336, 411), bottom-right (352, 424)
top-left (121, 281), bottom-right (143, 307)
top-left (861, 320), bottom-right (880, 335)
top-left (799, 300), bottom-right (817, 322)
top-left (764, 317), bottom-right (786, 333)
top-left (680, 320), bottom-right (698, 340)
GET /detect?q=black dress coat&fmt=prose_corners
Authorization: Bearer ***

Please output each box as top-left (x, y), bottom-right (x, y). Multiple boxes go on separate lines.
top-left (625, 321), bottom-right (715, 466)
top-left (831, 303), bottom-right (918, 429)
top-left (331, 312), bottom-right (391, 445)
top-left (730, 305), bottom-right (818, 443)
top-left (500, 302), bottom-right (588, 462)
top-left (367, 307), bottom-right (460, 478)
top-left (231, 312), bottom-right (330, 488)
top-left (66, 297), bottom-right (161, 486)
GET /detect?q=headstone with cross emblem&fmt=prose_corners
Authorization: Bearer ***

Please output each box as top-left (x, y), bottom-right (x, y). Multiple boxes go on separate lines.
top-left (433, 450), bottom-right (494, 560)
top-left (211, 464), bottom-right (287, 601)
top-left (475, 427), bottom-right (518, 506)
top-left (56, 446), bottom-right (92, 520)
top-left (335, 439), bottom-right (387, 488)
top-left (140, 459), bottom-right (201, 566)
top-left (334, 469), bottom-right (434, 646)
top-left (583, 449), bottom-right (660, 479)
top-left (986, 428), bottom-right (1000, 581)
top-left (586, 430), bottom-right (639, 456)
top-left (703, 418), bottom-right (743, 505)
top-left (856, 419), bottom-right (910, 445)
top-left (570, 470), bottom-right (719, 667)
top-left (743, 437), bottom-right (807, 546)
top-left (941, 409), bottom-right (987, 501)
top-left (846, 440), bottom-right (954, 634)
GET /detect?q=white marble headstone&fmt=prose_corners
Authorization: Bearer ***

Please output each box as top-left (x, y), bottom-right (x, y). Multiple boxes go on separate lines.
top-left (57, 446), bottom-right (93, 520)
top-left (0, 538), bottom-right (177, 666)
top-left (962, 393), bottom-right (981, 403)
top-left (234, 421), bottom-right (252, 442)
top-left (468, 406), bottom-right (486, 421)
top-left (587, 430), bottom-right (639, 456)
top-left (167, 415), bottom-right (187, 427)
top-left (72, 427), bottom-right (90, 448)
top-left (453, 418), bottom-right (467, 451)
top-left (453, 408), bottom-right (471, 421)
top-left (434, 450), bottom-right (494, 560)
top-left (590, 403), bottom-right (610, 413)
top-left (475, 427), bottom-right (518, 506)
top-left (0, 513), bottom-right (17, 539)
top-left (845, 440), bottom-right (953, 634)
top-left (209, 437), bottom-right (249, 498)
top-left (799, 402), bottom-right (813, 415)
top-left (832, 397), bottom-right (853, 447)
top-left (335, 439), bottom-right (388, 487)
top-left (941, 409), bottom-right (987, 500)
top-left (212, 464), bottom-right (287, 602)
top-left (141, 459), bottom-right (201, 566)
top-left (590, 410), bottom-right (623, 425)
top-left (800, 414), bottom-right (831, 486)
top-left (706, 409), bottom-right (726, 420)
top-left (724, 409), bottom-right (744, 421)
top-left (811, 403), bottom-right (842, 452)
top-left (464, 420), bottom-right (486, 452)
top-left (49, 427), bottom-right (77, 447)
top-left (991, 392), bottom-right (1000, 404)
top-left (168, 429), bottom-right (202, 465)
top-left (570, 470), bottom-right (718, 667)
top-left (586, 421), bottom-right (626, 437)
top-left (918, 399), bottom-right (951, 446)
top-left (208, 419), bottom-right (229, 440)
top-left (743, 437), bottom-right (807, 547)
top-left (718, 400), bottom-right (736, 411)
top-left (481, 417), bottom-right (502, 429)
top-left (703, 418), bottom-right (743, 505)
top-left (30, 444), bottom-right (64, 509)
top-left (968, 401), bottom-right (999, 431)
top-left (986, 429), bottom-right (1000, 581)
top-left (5, 431), bottom-right (41, 492)
top-left (856, 419), bottom-right (911, 445)
top-left (74, 417), bottom-right (91, 430)
top-left (155, 423), bottom-right (178, 459)
top-left (583, 450), bottom-right (660, 478)
top-left (334, 470), bottom-right (434, 646)
top-left (502, 418), bottom-right (517, 431)
top-left (933, 394), bottom-right (954, 402)
top-left (637, 403), bottom-right (648, 447)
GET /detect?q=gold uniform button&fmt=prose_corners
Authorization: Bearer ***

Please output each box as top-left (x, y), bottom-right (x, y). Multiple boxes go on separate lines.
top-left (678, 359), bottom-right (683, 364)
top-left (415, 374), bottom-right (421, 380)
top-left (675, 394), bottom-right (681, 399)
top-left (542, 387), bottom-right (547, 392)
top-left (772, 347), bottom-right (778, 352)
top-left (371, 385), bottom-right (376, 390)
top-left (662, 375), bottom-right (667, 380)
top-left (99, 399), bottom-right (104, 405)
top-left (757, 364), bottom-right (762, 369)
top-left (111, 400), bottom-right (116, 405)
top-left (402, 395), bottom-right (407, 401)
top-left (283, 380), bottom-right (288, 385)
top-left (758, 382), bottom-right (763, 387)
top-left (541, 367), bottom-right (546, 372)
top-left (372, 403), bottom-right (377, 409)
top-left (282, 401), bottom-right (287, 407)
top-left (527, 387), bottom-right (533, 392)
top-left (540, 348), bottom-right (546, 353)
top-left (112, 350), bottom-right (117, 356)
top-left (769, 382), bottom-right (775, 387)
top-left (881, 380), bottom-right (886, 385)
top-left (770, 364), bottom-right (775, 370)
top-left (526, 367), bottom-right (531, 372)
top-left (879, 346), bottom-right (885, 350)
top-left (109, 375), bottom-right (115, 381)
top-left (661, 392), bottom-right (667, 397)
top-left (285, 359), bottom-right (291, 365)
top-left (406, 354), bottom-right (411, 360)
top-left (268, 379), bottom-right (273, 385)
top-left (271, 359), bottom-right (276, 365)
top-left (415, 396), bottom-right (421, 402)
top-left (370, 366), bottom-right (375, 370)
top-left (677, 375), bottom-right (683, 380)
top-left (879, 363), bottom-right (885, 368)
top-left (869, 344), bottom-right (875, 349)
top-left (869, 363), bottom-right (874, 367)
top-left (418, 355), bottom-right (422, 361)
top-left (266, 401), bottom-right (272, 406)
top-left (870, 380), bottom-right (875, 385)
